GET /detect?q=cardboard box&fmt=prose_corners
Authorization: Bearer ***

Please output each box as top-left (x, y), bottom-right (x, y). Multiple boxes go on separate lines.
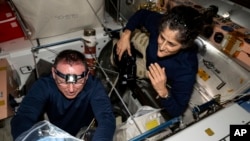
top-left (0, 1), bottom-right (24, 43)
top-left (0, 58), bottom-right (18, 120)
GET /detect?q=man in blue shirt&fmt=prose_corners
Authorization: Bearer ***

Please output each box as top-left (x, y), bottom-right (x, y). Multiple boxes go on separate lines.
top-left (11, 49), bottom-right (116, 141)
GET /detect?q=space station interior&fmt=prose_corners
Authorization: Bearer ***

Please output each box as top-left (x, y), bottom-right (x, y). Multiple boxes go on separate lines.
top-left (0, 0), bottom-right (250, 140)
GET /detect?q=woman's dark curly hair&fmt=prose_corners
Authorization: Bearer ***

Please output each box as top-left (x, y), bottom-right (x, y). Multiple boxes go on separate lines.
top-left (159, 5), bottom-right (205, 49)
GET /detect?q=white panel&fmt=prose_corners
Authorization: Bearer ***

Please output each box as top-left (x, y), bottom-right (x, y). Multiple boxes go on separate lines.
top-left (33, 40), bottom-right (84, 64)
top-left (12, 0), bottom-right (105, 39)
top-left (165, 103), bottom-right (250, 141)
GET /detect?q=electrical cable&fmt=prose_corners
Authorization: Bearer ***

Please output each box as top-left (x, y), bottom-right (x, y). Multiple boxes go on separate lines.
top-left (84, 39), bottom-right (143, 134)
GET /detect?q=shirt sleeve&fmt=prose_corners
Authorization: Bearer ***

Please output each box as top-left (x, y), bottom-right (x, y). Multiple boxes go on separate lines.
top-left (89, 78), bottom-right (116, 141)
top-left (161, 72), bottom-right (196, 117)
top-left (124, 9), bottom-right (162, 33)
top-left (161, 53), bottom-right (198, 117)
top-left (11, 78), bottom-right (49, 140)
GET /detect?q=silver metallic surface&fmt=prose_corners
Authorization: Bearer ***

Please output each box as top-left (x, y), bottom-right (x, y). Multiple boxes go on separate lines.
top-left (193, 0), bottom-right (250, 29)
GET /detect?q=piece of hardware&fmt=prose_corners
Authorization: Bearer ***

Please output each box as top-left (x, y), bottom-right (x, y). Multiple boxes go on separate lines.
top-left (203, 59), bottom-right (226, 90)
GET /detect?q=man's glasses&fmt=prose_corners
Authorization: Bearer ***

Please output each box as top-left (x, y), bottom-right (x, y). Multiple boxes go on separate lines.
top-left (54, 68), bottom-right (88, 87)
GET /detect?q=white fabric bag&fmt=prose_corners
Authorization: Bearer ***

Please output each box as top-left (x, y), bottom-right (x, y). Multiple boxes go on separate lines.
top-left (12, 0), bottom-right (104, 39)
top-left (113, 106), bottom-right (166, 141)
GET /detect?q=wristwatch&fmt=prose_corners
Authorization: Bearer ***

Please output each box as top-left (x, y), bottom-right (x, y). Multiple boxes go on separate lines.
top-left (156, 93), bottom-right (169, 99)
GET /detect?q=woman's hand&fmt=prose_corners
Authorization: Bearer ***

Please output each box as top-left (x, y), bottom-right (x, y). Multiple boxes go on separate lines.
top-left (116, 29), bottom-right (132, 61)
top-left (147, 63), bottom-right (168, 98)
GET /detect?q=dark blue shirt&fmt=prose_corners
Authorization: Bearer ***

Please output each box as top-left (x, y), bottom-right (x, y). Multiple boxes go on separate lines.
top-left (11, 74), bottom-right (116, 141)
top-left (125, 9), bottom-right (198, 117)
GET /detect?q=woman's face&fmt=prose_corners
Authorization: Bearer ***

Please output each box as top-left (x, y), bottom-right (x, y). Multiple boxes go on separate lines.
top-left (157, 27), bottom-right (182, 57)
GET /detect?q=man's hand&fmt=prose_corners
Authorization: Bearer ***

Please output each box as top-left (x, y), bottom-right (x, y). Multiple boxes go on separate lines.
top-left (147, 63), bottom-right (168, 98)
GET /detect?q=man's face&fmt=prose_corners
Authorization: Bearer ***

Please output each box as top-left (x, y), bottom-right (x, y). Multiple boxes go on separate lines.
top-left (157, 27), bottom-right (182, 57)
top-left (52, 61), bottom-right (88, 99)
